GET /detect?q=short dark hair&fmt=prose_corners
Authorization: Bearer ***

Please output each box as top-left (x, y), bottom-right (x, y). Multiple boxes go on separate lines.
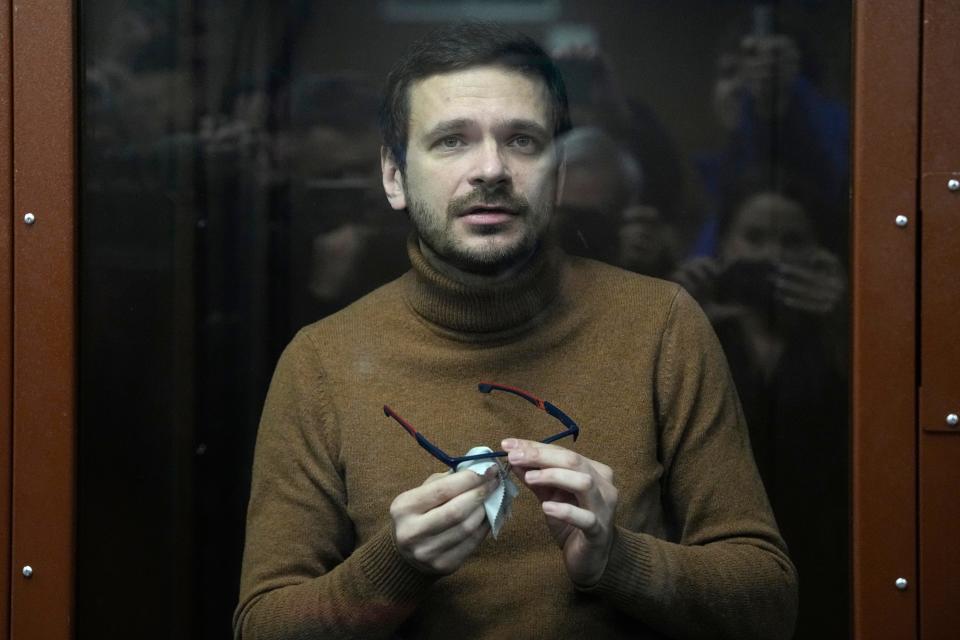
top-left (379, 22), bottom-right (571, 170)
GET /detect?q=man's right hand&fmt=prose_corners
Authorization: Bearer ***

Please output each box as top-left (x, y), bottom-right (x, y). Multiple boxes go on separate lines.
top-left (390, 467), bottom-right (498, 575)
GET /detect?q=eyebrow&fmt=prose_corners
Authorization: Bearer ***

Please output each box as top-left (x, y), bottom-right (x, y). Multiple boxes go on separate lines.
top-left (421, 119), bottom-right (472, 144)
top-left (503, 119), bottom-right (551, 140)
top-left (421, 118), bottom-right (552, 144)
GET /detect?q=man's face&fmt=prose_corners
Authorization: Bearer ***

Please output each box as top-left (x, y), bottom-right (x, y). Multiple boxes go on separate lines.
top-left (382, 66), bottom-right (559, 274)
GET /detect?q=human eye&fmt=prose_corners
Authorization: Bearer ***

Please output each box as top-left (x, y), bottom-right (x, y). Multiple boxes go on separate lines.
top-left (507, 134), bottom-right (541, 154)
top-left (436, 135), bottom-right (465, 150)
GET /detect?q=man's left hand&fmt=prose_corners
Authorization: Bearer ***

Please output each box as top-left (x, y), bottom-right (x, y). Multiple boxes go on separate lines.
top-left (501, 438), bottom-right (618, 587)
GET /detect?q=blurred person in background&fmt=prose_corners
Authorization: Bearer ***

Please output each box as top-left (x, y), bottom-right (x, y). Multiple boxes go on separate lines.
top-left (694, 7), bottom-right (849, 259)
top-left (672, 177), bottom-right (849, 638)
top-left (553, 127), bottom-right (642, 265)
top-left (618, 202), bottom-right (679, 280)
top-left (550, 35), bottom-right (703, 260)
top-left (552, 126), bottom-right (680, 279)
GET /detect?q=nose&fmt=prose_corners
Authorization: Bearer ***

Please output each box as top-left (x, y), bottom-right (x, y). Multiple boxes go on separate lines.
top-left (468, 140), bottom-right (510, 188)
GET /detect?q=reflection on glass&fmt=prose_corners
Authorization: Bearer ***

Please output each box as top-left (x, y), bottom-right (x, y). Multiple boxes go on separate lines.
top-left (79, 2), bottom-right (851, 638)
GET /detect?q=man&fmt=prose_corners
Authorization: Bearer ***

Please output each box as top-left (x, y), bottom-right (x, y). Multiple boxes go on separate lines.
top-left (235, 23), bottom-right (797, 639)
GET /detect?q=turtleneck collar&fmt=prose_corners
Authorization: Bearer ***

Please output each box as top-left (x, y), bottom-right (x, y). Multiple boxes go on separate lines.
top-left (402, 234), bottom-right (565, 335)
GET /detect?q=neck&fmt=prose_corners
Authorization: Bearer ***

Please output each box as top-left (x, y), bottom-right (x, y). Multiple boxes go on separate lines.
top-left (403, 234), bottom-right (564, 335)
top-left (417, 238), bottom-right (538, 287)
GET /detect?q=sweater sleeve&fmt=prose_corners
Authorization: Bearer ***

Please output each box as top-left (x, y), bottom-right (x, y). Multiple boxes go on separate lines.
top-left (233, 330), bottom-right (437, 640)
top-left (587, 287), bottom-right (798, 640)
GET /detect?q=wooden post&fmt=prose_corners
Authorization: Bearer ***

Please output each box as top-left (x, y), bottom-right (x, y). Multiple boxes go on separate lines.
top-left (851, 1), bottom-right (920, 638)
top-left (9, 2), bottom-right (76, 638)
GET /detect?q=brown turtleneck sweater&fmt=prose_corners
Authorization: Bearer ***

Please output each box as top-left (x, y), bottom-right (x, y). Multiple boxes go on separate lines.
top-left (234, 238), bottom-right (797, 640)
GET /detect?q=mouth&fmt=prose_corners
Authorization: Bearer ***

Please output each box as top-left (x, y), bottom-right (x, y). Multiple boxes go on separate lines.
top-left (458, 204), bottom-right (518, 225)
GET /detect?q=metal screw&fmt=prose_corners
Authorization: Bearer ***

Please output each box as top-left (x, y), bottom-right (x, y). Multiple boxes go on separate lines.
top-left (895, 215), bottom-right (908, 227)
top-left (895, 577), bottom-right (908, 590)
top-left (23, 212), bottom-right (36, 225)
top-left (949, 179), bottom-right (960, 192)
top-left (22, 566), bottom-right (33, 578)
top-left (948, 414), bottom-right (959, 427)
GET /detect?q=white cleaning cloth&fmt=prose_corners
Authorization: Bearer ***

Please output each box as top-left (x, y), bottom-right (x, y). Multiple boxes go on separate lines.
top-left (455, 446), bottom-right (520, 538)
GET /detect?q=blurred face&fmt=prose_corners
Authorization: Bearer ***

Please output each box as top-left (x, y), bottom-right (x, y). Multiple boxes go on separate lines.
top-left (382, 66), bottom-right (559, 274)
top-left (720, 192), bottom-right (816, 265)
top-left (619, 204), bottom-right (674, 275)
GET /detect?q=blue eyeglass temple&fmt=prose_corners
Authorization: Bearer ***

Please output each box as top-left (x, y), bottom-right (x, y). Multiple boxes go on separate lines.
top-left (383, 383), bottom-right (580, 469)
top-left (477, 382), bottom-right (580, 439)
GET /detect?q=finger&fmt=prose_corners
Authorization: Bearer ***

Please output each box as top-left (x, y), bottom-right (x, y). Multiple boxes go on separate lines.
top-left (592, 460), bottom-right (614, 483)
top-left (402, 476), bottom-right (498, 540)
top-left (777, 273), bottom-right (845, 297)
top-left (394, 469), bottom-right (490, 515)
top-left (700, 259), bottom-right (721, 278)
top-left (428, 519), bottom-right (491, 575)
top-left (524, 468), bottom-right (597, 501)
top-left (682, 261), bottom-right (721, 299)
top-left (776, 294), bottom-right (833, 314)
top-left (778, 261), bottom-right (845, 288)
top-left (688, 258), bottom-right (719, 282)
top-left (774, 277), bottom-right (835, 302)
top-left (542, 501), bottom-right (603, 538)
top-left (776, 264), bottom-right (834, 288)
top-left (776, 290), bottom-right (835, 314)
top-left (423, 471), bottom-right (452, 485)
top-left (774, 277), bottom-right (842, 305)
top-left (525, 468), bottom-right (613, 518)
top-left (684, 265), bottom-right (711, 291)
top-left (411, 504), bottom-right (488, 561)
top-left (524, 481), bottom-right (562, 506)
top-left (503, 439), bottom-right (588, 473)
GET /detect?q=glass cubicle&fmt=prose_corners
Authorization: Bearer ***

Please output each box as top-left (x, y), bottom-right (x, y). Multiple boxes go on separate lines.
top-left (79, 1), bottom-right (851, 636)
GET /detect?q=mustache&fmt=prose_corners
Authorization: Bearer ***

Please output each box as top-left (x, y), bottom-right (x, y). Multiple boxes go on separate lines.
top-left (447, 185), bottom-right (530, 217)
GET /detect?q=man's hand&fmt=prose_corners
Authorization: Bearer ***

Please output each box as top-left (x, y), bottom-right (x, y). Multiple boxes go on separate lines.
top-left (502, 438), bottom-right (618, 587)
top-left (390, 467), bottom-right (498, 575)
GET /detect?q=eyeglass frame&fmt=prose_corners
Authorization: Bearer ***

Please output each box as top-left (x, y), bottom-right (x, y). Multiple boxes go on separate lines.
top-left (383, 382), bottom-right (580, 470)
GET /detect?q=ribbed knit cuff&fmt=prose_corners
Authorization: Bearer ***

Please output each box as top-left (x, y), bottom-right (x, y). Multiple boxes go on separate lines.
top-left (356, 526), bottom-right (439, 603)
top-left (579, 526), bottom-right (657, 609)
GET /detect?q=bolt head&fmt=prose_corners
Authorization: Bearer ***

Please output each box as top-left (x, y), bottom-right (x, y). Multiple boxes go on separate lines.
top-left (949, 179), bottom-right (960, 192)
top-left (23, 212), bottom-right (36, 225)
top-left (22, 566), bottom-right (33, 578)
top-left (895, 215), bottom-right (908, 227)
top-left (948, 414), bottom-right (959, 427)
top-left (895, 577), bottom-right (908, 590)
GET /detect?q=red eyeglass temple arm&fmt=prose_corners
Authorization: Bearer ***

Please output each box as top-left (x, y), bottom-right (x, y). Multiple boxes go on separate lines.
top-left (477, 382), bottom-right (545, 409)
top-left (383, 405), bottom-right (457, 467)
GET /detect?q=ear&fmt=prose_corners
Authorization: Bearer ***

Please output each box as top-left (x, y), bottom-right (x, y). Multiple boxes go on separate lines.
top-left (381, 146), bottom-right (407, 211)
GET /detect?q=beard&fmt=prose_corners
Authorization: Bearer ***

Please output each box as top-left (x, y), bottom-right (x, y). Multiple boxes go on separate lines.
top-left (406, 183), bottom-right (551, 274)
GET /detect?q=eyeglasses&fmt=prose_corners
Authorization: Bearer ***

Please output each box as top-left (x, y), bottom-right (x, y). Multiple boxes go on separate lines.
top-left (383, 382), bottom-right (580, 470)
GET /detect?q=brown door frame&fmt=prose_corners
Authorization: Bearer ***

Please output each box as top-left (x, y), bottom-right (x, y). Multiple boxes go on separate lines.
top-left (1, 0), bottom-right (13, 636)
top-left (851, 1), bottom-right (921, 638)
top-left (4, 1), bottom-right (77, 639)
top-left (917, 1), bottom-right (960, 637)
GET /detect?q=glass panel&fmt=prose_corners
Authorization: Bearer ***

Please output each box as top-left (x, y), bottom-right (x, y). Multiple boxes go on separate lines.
top-left (79, 2), bottom-right (850, 637)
